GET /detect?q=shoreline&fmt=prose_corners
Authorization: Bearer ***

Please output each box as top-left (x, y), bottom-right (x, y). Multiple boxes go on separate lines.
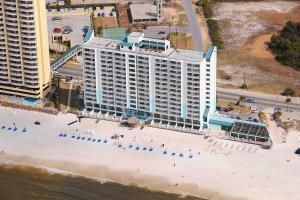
top-left (0, 106), bottom-right (299, 200)
top-left (0, 154), bottom-right (231, 200)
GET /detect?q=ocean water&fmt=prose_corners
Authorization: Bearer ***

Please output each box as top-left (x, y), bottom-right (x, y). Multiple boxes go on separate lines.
top-left (0, 164), bottom-right (206, 200)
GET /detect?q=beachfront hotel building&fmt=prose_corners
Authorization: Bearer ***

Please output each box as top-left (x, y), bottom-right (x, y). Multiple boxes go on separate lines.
top-left (82, 32), bottom-right (217, 131)
top-left (0, 0), bottom-right (51, 98)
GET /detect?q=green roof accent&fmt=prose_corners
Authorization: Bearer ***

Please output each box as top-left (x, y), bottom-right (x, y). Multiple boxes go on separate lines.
top-left (206, 46), bottom-right (216, 62)
top-left (203, 107), bottom-right (209, 122)
top-left (102, 28), bottom-right (128, 41)
top-left (83, 29), bottom-right (94, 43)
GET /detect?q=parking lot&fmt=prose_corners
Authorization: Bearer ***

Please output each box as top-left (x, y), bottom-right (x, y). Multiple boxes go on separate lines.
top-left (48, 15), bottom-right (91, 48)
top-left (216, 99), bottom-right (262, 123)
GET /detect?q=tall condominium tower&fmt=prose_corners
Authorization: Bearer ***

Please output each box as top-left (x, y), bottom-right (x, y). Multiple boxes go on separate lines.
top-left (0, 0), bottom-right (50, 98)
top-left (82, 32), bottom-right (217, 131)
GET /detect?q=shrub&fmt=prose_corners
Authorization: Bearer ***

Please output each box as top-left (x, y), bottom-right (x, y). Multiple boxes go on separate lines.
top-left (272, 111), bottom-right (282, 121)
top-left (282, 88), bottom-right (296, 97)
top-left (268, 21), bottom-right (300, 70)
top-left (240, 84), bottom-right (248, 89)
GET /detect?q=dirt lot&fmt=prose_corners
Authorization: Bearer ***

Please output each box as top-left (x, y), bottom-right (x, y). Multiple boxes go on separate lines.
top-left (94, 16), bottom-right (117, 29)
top-left (163, 0), bottom-right (188, 26)
top-left (117, 4), bottom-right (129, 27)
top-left (169, 32), bottom-right (194, 50)
top-left (214, 1), bottom-right (300, 95)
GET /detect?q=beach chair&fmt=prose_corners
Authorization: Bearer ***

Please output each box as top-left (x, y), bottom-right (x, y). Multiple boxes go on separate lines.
top-left (135, 147), bottom-right (140, 150)
top-left (129, 144), bottom-right (133, 148)
top-left (81, 137), bottom-right (86, 140)
top-left (1, 126), bottom-right (5, 129)
top-left (63, 134), bottom-right (67, 137)
top-left (97, 139), bottom-right (101, 143)
top-left (143, 147), bottom-right (147, 151)
top-left (163, 151), bottom-right (167, 155)
top-left (22, 128), bottom-right (26, 133)
top-left (59, 133), bottom-right (63, 137)
top-left (8, 127), bottom-right (12, 131)
top-left (103, 140), bottom-right (107, 143)
top-left (87, 138), bottom-right (92, 141)
top-left (71, 135), bottom-right (75, 139)
top-left (189, 155), bottom-right (193, 159)
top-left (13, 127), bottom-right (17, 131)
top-left (76, 136), bottom-right (81, 139)
top-left (172, 152), bottom-right (176, 156)
top-left (92, 139), bottom-right (96, 142)
top-left (118, 144), bottom-right (122, 148)
top-left (149, 148), bottom-right (153, 152)
top-left (179, 153), bottom-right (184, 158)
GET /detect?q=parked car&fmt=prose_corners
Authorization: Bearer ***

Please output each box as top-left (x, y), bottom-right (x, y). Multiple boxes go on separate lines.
top-left (34, 121), bottom-right (41, 125)
top-left (52, 71), bottom-right (61, 77)
top-left (62, 29), bottom-right (72, 34)
top-left (83, 26), bottom-right (91, 33)
top-left (51, 16), bottom-right (62, 21)
top-left (251, 108), bottom-right (260, 113)
top-left (253, 119), bottom-right (259, 123)
top-left (246, 98), bottom-right (256, 103)
top-left (274, 107), bottom-right (282, 112)
top-left (53, 28), bottom-right (62, 33)
top-left (227, 107), bottom-right (234, 112)
top-left (295, 148), bottom-right (300, 155)
top-left (64, 76), bottom-right (73, 82)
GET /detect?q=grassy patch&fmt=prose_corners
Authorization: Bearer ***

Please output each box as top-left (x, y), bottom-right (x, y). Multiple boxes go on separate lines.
top-left (169, 32), bottom-right (194, 50)
top-left (178, 14), bottom-right (188, 26)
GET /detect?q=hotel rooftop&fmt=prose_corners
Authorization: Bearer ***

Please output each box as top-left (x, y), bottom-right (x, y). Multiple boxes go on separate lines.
top-left (84, 32), bottom-right (204, 62)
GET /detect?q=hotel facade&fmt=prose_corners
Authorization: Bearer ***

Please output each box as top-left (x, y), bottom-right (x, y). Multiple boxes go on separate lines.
top-left (0, 0), bottom-right (51, 98)
top-left (82, 32), bottom-right (217, 131)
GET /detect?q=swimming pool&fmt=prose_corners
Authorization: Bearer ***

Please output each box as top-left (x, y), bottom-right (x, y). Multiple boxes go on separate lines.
top-left (23, 98), bottom-right (38, 106)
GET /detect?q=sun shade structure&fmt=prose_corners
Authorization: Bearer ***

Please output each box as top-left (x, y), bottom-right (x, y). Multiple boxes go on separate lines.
top-left (230, 122), bottom-right (270, 143)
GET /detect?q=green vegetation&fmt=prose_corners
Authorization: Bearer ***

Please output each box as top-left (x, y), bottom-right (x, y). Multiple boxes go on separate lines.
top-left (282, 88), bottom-right (296, 97)
top-left (272, 111), bottom-right (282, 121)
top-left (195, 0), bottom-right (224, 49)
top-left (268, 21), bottom-right (300, 70)
top-left (240, 84), bottom-right (248, 89)
top-left (258, 111), bottom-right (268, 125)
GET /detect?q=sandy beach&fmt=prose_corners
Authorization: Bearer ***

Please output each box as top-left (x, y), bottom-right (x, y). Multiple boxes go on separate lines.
top-left (0, 106), bottom-right (300, 200)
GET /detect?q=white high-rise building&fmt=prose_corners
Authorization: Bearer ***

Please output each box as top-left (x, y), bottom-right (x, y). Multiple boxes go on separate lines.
top-left (0, 0), bottom-right (51, 98)
top-left (82, 32), bottom-right (217, 131)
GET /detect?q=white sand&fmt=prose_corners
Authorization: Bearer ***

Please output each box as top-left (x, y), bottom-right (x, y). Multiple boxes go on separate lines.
top-left (0, 106), bottom-right (300, 200)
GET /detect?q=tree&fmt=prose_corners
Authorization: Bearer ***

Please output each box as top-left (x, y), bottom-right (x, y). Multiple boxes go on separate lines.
top-left (272, 111), bottom-right (282, 121)
top-left (282, 88), bottom-right (295, 97)
top-left (239, 96), bottom-right (246, 108)
top-left (285, 97), bottom-right (291, 111)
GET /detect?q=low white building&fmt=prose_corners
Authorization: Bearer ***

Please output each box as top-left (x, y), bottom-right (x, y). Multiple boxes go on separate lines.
top-left (82, 32), bottom-right (217, 131)
top-left (130, 0), bottom-right (163, 23)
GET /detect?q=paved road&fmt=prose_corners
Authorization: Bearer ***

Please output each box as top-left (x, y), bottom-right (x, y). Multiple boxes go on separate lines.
top-left (58, 65), bottom-right (300, 112)
top-left (218, 90), bottom-right (300, 112)
top-left (57, 65), bottom-right (83, 79)
top-left (181, 0), bottom-right (203, 51)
